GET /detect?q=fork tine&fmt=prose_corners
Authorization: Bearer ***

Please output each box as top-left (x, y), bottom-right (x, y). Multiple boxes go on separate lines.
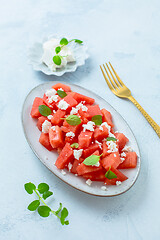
top-left (100, 65), bottom-right (115, 92)
top-left (109, 62), bottom-right (126, 87)
top-left (106, 63), bottom-right (121, 88)
top-left (103, 64), bottom-right (117, 90)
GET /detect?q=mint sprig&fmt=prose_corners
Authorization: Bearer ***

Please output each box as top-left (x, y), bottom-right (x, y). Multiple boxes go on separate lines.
top-left (105, 167), bottom-right (117, 179)
top-left (57, 90), bottom-right (67, 98)
top-left (66, 115), bottom-right (81, 126)
top-left (53, 37), bottom-right (83, 65)
top-left (106, 137), bottom-right (117, 141)
top-left (70, 143), bottom-right (79, 148)
top-left (39, 105), bottom-right (52, 117)
top-left (24, 182), bottom-right (69, 225)
top-left (91, 115), bottom-right (102, 125)
top-left (83, 154), bottom-right (103, 166)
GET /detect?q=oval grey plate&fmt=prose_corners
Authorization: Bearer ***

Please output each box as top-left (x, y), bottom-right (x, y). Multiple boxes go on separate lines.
top-left (21, 82), bottom-right (141, 197)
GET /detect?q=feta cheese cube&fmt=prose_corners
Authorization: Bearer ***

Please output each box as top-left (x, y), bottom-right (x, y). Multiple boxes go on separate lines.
top-left (42, 120), bottom-right (51, 133)
top-left (58, 99), bottom-right (69, 110)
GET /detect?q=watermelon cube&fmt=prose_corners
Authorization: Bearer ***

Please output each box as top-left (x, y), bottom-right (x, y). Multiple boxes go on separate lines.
top-left (118, 152), bottom-right (137, 169)
top-left (30, 97), bottom-right (44, 118)
top-left (55, 142), bottom-right (73, 169)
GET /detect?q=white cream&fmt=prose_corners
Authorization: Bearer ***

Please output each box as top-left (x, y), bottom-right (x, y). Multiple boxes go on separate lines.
top-left (41, 38), bottom-right (75, 71)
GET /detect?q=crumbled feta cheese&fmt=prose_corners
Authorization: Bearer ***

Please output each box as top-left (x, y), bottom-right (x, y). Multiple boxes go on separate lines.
top-left (73, 149), bottom-right (83, 160)
top-left (47, 115), bottom-right (53, 120)
top-left (70, 107), bottom-right (78, 115)
top-left (83, 121), bottom-right (95, 132)
top-left (75, 174), bottom-right (78, 177)
top-left (106, 140), bottom-right (118, 153)
top-left (95, 140), bottom-right (102, 149)
top-left (114, 153), bottom-right (116, 157)
top-left (45, 88), bottom-right (57, 98)
top-left (122, 146), bottom-right (133, 152)
top-left (51, 126), bottom-right (56, 130)
top-left (99, 122), bottom-right (111, 132)
top-left (101, 186), bottom-right (107, 191)
top-left (86, 179), bottom-right (92, 186)
top-left (48, 95), bottom-right (58, 103)
top-left (53, 110), bottom-right (56, 113)
top-left (76, 102), bottom-right (88, 112)
top-left (58, 88), bottom-right (64, 91)
top-left (121, 152), bottom-right (126, 157)
top-left (58, 99), bottom-right (69, 110)
top-left (42, 120), bottom-right (51, 133)
top-left (61, 170), bottom-right (66, 175)
top-left (108, 132), bottom-right (116, 138)
top-left (70, 102), bottom-right (88, 115)
top-left (94, 161), bottom-right (100, 167)
top-left (68, 162), bottom-right (72, 172)
top-left (66, 131), bottom-right (75, 138)
top-left (120, 157), bottom-right (125, 162)
top-left (116, 181), bottom-right (122, 186)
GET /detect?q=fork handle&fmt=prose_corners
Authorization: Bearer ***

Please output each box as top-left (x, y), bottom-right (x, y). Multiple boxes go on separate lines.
top-left (128, 96), bottom-right (160, 138)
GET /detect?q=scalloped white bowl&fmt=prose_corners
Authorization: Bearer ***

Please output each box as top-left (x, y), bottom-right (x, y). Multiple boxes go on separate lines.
top-left (22, 82), bottom-right (141, 197)
top-left (28, 36), bottom-right (89, 76)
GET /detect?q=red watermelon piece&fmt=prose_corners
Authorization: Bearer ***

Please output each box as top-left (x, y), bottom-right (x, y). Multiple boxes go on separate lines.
top-left (30, 97), bottom-right (44, 118)
top-left (101, 152), bottom-right (121, 171)
top-left (104, 168), bottom-right (128, 185)
top-left (115, 132), bottom-right (129, 150)
top-left (37, 116), bottom-right (48, 131)
top-left (78, 131), bottom-right (93, 149)
top-left (52, 83), bottom-right (71, 92)
top-left (101, 108), bottom-right (114, 128)
top-left (55, 142), bottom-right (73, 169)
top-left (39, 132), bottom-right (53, 151)
top-left (118, 152), bottom-right (137, 169)
top-left (49, 126), bottom-right (64, 149)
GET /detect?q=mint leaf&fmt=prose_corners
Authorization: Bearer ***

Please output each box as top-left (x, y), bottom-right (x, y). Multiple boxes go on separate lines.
top-left (53, 55), bottom-right (61, 65)
top-left (38, 206), bottom-right (51, 217)
top-left (64, 220), bottom-right (69, 225)
top-left (66, 115), bottom-right (81, 126)
top-left (57, 90), bottom-right (67, 98)
top-left (60, 38), bottom-right (68, 45)
top-left (39, 105), bottom-right (52, 117)
top-left (83, 155), bottom-right (100, 166)
top-left (55, 203), bottom-right (62, 215)
top-left (74, 39), bottom-right (83, 44)
top-left (92, 115), bottom-right (102, 125)
top-left (42, 191), bottom-right (53, 200)
top-left (55, 46), bottom-right (61, 54)
top-left (60, 208), bottom-right (69, 225)
top-left (70, 143), bottom-right (79, 149)
top-left (38, 183), bottom-right (49, 194)
top-left (106, 137), bottom-right (117, 141)
top-left (105, 169), bottom-right (117, 179)
top-left (24, 182), bottom-right (36, 194)
top-left (28, 200), bottom-right (40, 211)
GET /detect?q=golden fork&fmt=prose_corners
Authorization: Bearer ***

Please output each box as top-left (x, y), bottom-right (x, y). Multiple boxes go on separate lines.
top-left (100, 62), bottom-right (160, 138)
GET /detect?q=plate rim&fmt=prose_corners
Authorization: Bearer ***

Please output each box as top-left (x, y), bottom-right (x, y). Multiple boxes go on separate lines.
top-left (21, 81), bottom-right (141, 197)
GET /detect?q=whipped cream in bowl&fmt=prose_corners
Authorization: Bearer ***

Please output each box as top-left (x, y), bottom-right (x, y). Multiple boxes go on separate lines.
top-left (28, 36), bottom-right (89, 76)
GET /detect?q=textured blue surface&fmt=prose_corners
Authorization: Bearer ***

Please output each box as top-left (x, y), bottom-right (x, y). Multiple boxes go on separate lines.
top-left (0, 0), bottom-right (160, 239)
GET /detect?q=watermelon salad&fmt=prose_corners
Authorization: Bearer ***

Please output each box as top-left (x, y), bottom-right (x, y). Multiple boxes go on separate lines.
top-left (30, 83), bottom-right (137, 188)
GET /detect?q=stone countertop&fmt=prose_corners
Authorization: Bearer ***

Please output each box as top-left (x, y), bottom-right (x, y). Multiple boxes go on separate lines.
top-left (0, 0), bottom-right (160, 239)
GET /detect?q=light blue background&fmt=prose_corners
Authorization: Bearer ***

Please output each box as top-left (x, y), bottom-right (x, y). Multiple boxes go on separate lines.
top-left (1, 0), bottom-right (160, 239)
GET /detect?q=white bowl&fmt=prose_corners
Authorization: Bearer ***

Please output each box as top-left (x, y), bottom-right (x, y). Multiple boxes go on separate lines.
top-left (28, 36), bottom-right (89, 76)
top-left (21, 82), bottom-right (141, 197)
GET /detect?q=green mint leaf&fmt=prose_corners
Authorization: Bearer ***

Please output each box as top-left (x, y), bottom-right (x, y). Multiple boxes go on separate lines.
top-left (66, 115), bottom-right (81, 126)
top-left (38, 206), bottom-right (51, 217)
top-left (91, 115), bottom-right (102, 125)
top-left (64, 220), bottom-right (69, 225)
top-left (74, 39), bottom-right (83, 44)
top-left (60, 38), bottom-right (68, 45)
top-left (24, 182), bottom-right (36, 194)
top-left (83, 155), bottom-right (100, 166)
top-left (53, 55), bottom-right (61, 65)
top-left (60, 207), bottom-right (69, 225)
top-left (55, 46), bottom-right (61, 54)
top-left (39, 105), bottom-right (52, 117)
top-left (57, 90), bottom-right (67, 98)
top-left (38, 183), bottom-right (49, 194)
top-left (42, 191), bottom-right (53, 200)
top-left (105, 169), bottom-right (117, 179)
top-left (70, 143), bottom-right (79, 149)
top-left (28, 200), bottom-right (40, 211)
top-left (106, 137), bottom-right (117, 141)
top-left (55, 203), bottom-right (62, 215)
